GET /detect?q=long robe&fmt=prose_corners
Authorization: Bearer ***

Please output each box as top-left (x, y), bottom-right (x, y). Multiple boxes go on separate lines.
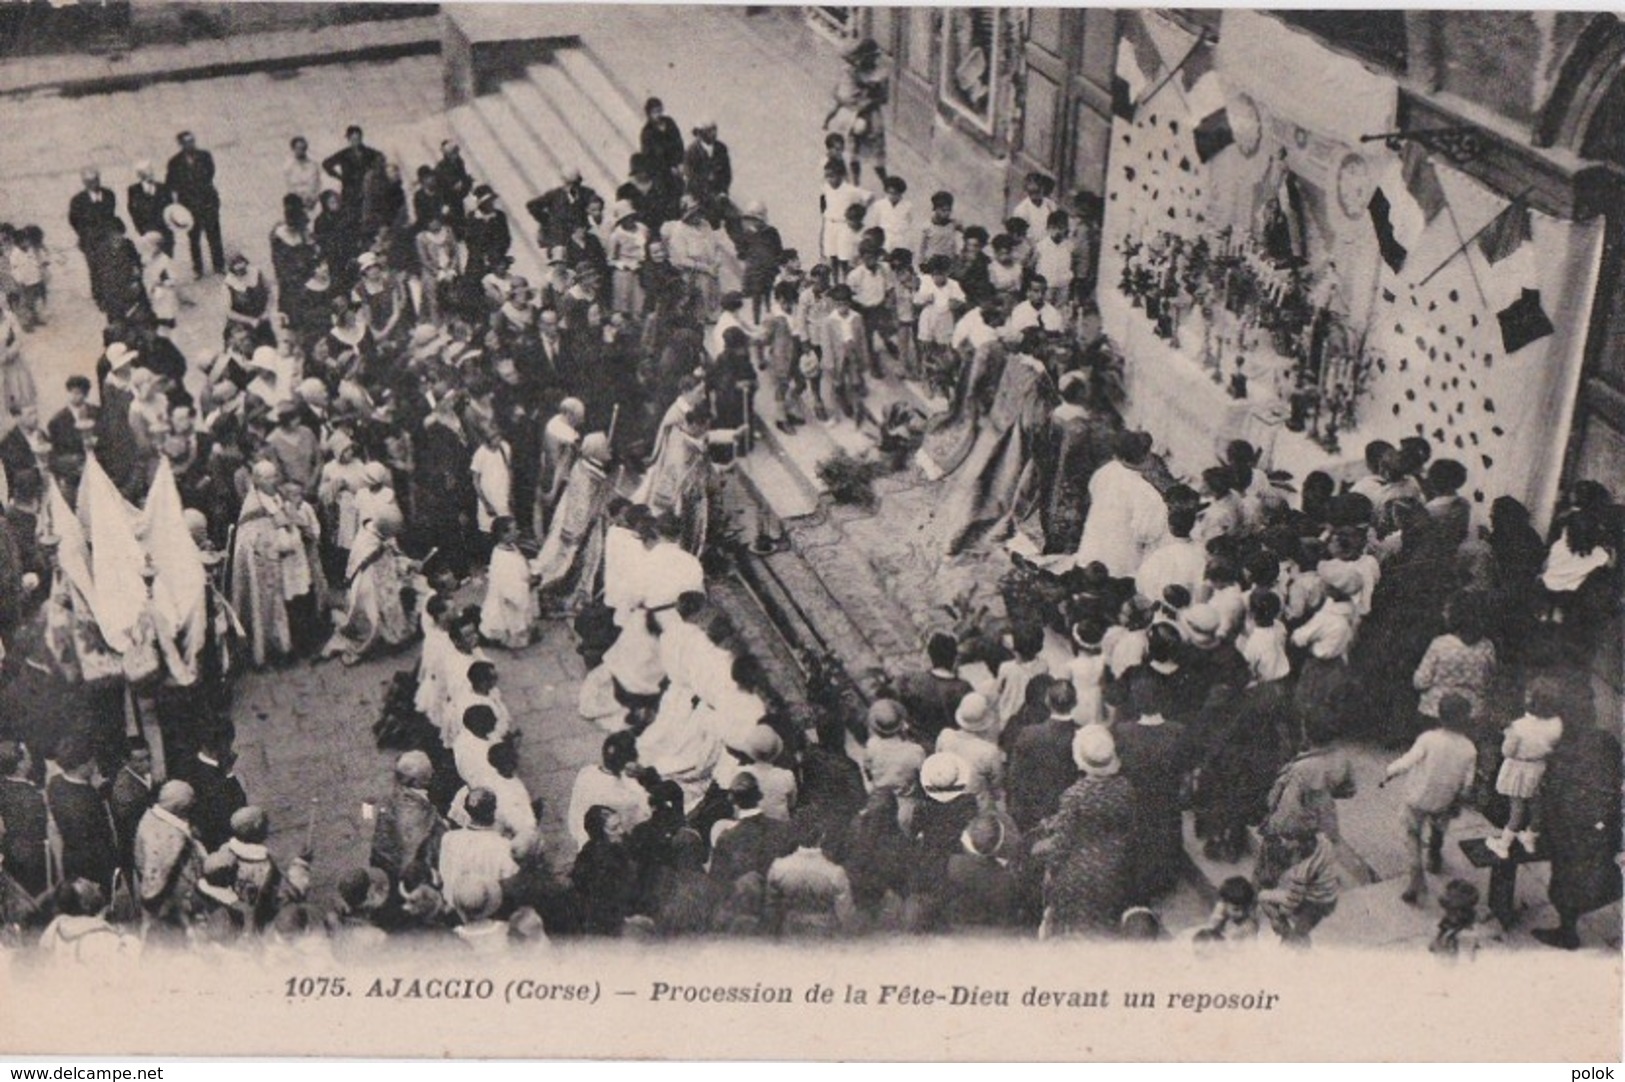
top-left (480, 544), bottom-right (538, 647)
top-left (229, 487), bottom-right (293, 668)
top-left (634, 424), bottom-right (709, 555)
top-left (935, 351), bottom-right (1056, 556)
top-left (534, 457), bottom-right (614, 614)
top-left (321, 525), bottom-right (415, 664)
top-left (1039, 404), bottom-right (1116, 556)
top-left (1074, 460), bottom-right (1168, 578)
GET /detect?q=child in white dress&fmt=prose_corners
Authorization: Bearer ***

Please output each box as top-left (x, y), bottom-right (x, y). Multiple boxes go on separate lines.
top-left (1484, 677), bottom-right (1565, 859)
top-left (479, 516), bottom-right (538, 649)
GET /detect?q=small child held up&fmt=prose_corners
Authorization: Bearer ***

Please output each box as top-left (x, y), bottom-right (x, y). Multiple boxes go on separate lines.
top-left (1484, 676), bottom-right (1565, 859)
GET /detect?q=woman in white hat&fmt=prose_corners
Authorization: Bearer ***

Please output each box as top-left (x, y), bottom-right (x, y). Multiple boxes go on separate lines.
top-left (1031, 725), bottom-right (1140, 938)
top-left (350, 250), bottom-right (408, 348)
top-left (935, 691), bottom-right (1004, 810)
top-left (315, 428), bottom-right (367, 563)
top-left (909, 751), bottom-right (981, 926)
top-left (606, 201), bottom-right (649, 317)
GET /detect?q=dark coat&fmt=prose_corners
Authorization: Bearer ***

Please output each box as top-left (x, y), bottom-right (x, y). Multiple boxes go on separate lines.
top-left (640, 116), bottom-right (686, 175)
top-left (683, 138), bottom-right (733, 202)
top-left (797, 747), bottom-right (868, 824)
top-left (165, 149), bottom-right (220, 211)
top-left (46, 775), bottom-right (118, 891)
top-left (1008, 717), bottom-right (1078, 831)
top-left (170, 756), bottom-right (247, 853)
top-left (126, 180), bottom-right (175, 241)
top-left (0, 777), bottom-right (48, 895)
top-left (1540, 728), bottom-right (1624, 917)
top-left (322, 145), bottom-right (386, 206)
top-left (526, 183), bottom-right (600, 250)
top-left (896, 670), bottom-right (974, 746)
top-left (48, 405), bottom-right (98, 465)
top-left (1113, 719), bottom-right (1194, 899)
top-left (569, 837), bottom-right (638, 936)
top-left (463, 208), bottom-right (512, 272)
top-left (67, 188), bottom-right (118, 249)
top-left (708, 814), bottom-right (793, 886)
top-left (944, 852), bottom-right (1019, 929)
top-left (910, 792), bottom-right (978, 893)
top-left (108, 766), bottom-right (155, 872)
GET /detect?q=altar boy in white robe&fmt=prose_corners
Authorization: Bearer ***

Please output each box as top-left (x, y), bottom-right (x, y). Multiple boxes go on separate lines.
top-left (1075, 429), bottom-right (1168, 578)
top-left (479, 516), bottom-right (537, 648)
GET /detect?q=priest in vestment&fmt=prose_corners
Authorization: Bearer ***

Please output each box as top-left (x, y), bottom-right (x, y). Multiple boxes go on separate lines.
top-left (533, 433), bottom-right (615, 615)
top-left (229, 460), bottom-right (294, 668)
top-left (1074, 429), bottom-right (1169, 578)
top-left (322, 506), bottom-right (416, 666)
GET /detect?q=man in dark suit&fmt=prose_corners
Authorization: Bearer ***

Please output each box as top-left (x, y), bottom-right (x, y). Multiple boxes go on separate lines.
top-left (463, 186), bottom-right (512, 275)
top-left (47, 375), bottom-right (98, 478)
top-left (431, 140), bottom-right (472, 225)
top-left (322, 124), bottom-right (385, 215)
top-left (894, 632), bottom-right (974, 746)
top-left (165, 130), bottom-right (224, 277)
top-left (67, 167), bottom-right (118, 252)
top-left (707, 774), bottom-right (793, 886)
top-left (1007, 681), bottom-right (1083, 831)
top-left (683, 120), bottom-right (733, 216)
top-left (0, 740), bottom-right (48, 897)
top-left (169, 730), bottom-right (247, 853)
top-left (108, 739), bottom-right (156, 878)
top-left (45, 734), bottom-right (119, 894)
top-left (525, 167), bottom-right (598, 250)
top-left (943, 813), bottom-right (1020, 930)
top-left (125, 161), bottom-right (176, 256)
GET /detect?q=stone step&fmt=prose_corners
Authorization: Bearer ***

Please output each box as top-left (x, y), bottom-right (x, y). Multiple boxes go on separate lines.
top-left (736, 444), bottom-right (819, 522)
top-left (505, 67), bottom-right (618, 197)
top-left (368, 115), bottom-right (452, 179)
top-left (444, 102), bottom-right (549, 285)
top-left (552, 46), bottom-right (645, 156)
top-left (469, 87), bottom-right (560, 197)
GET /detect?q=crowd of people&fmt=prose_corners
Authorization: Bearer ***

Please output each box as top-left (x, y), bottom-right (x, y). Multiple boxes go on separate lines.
top-left (0, 43), bottom-right (1619, 962)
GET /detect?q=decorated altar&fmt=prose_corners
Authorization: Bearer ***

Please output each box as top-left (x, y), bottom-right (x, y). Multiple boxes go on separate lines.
top-left (1097, 9), bottom-right (1606, 525)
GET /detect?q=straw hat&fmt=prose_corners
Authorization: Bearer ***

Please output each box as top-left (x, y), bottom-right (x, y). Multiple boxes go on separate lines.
top-left (1071, 725), bottom-right (1120, 777)
top-left (920, 753), bottom-right (971, 803)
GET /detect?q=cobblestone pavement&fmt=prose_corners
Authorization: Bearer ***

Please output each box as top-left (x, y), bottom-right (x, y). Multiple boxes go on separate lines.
top-left (229, 617), bottom-right (602, 905)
